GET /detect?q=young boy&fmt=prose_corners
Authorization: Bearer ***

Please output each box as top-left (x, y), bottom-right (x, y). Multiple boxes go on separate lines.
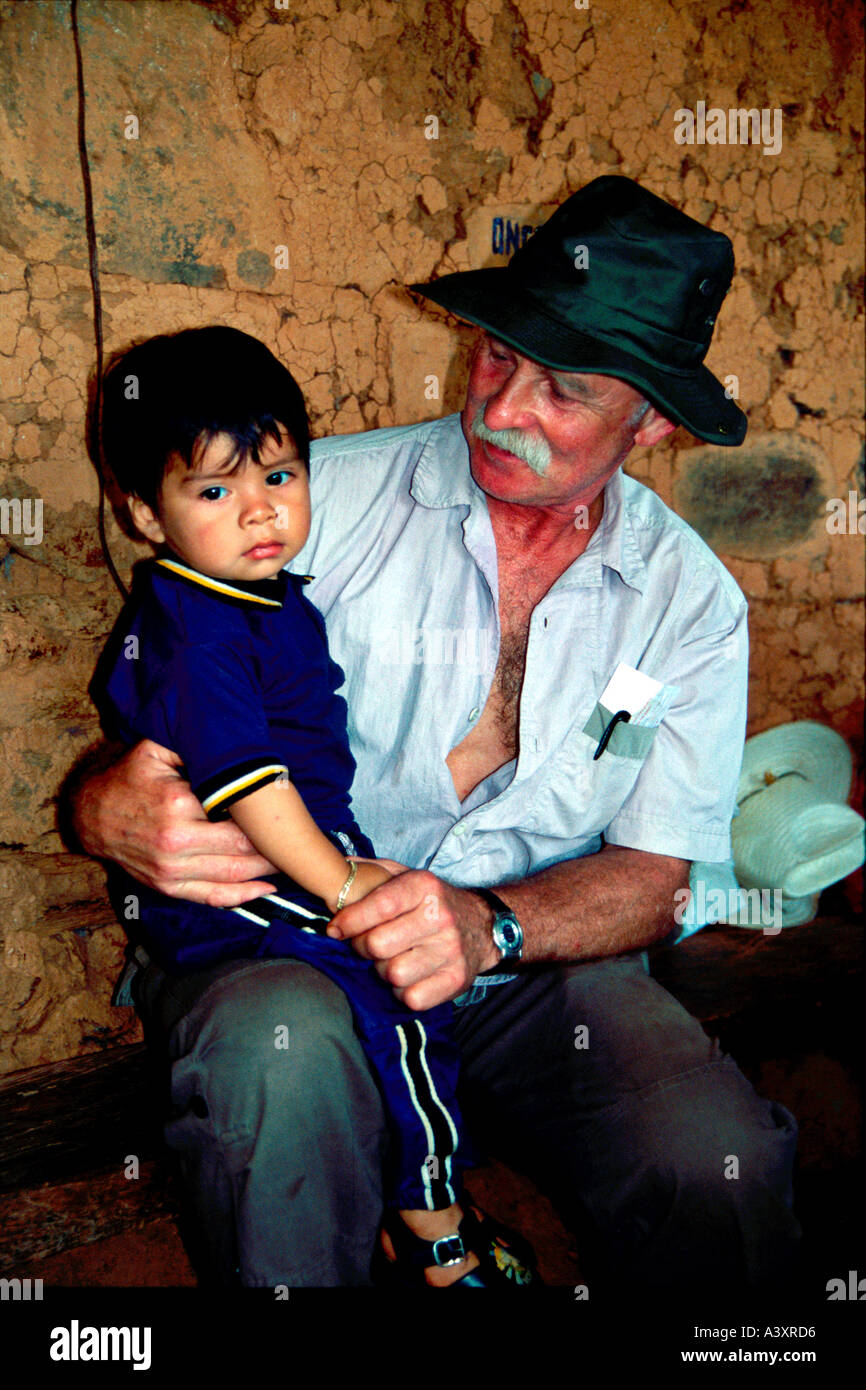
top-left (91, 326), bottom-right (537, 1288)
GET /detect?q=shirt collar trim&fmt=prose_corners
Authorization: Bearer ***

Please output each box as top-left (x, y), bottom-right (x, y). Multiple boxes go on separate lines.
top-left (155, 557), bottom-right (311, 608)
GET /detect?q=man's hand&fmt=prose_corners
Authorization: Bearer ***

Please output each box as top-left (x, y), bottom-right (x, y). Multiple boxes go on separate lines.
top-left (327, 868), bottom-right (499, 1011)
top-left (326, 845), bottom-right (690, 1009)
top-left (71, 739), bottom-right (278, 907)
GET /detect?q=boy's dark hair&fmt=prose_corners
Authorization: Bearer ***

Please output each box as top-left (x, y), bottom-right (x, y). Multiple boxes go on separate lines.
top-left (101, 326), bottom-right (311, 508)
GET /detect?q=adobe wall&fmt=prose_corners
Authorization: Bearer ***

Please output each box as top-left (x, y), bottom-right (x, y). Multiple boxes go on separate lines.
top-left (0, 0), bottom-right (862, 1072)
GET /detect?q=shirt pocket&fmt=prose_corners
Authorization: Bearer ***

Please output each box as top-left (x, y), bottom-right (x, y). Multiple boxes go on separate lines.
top-left (580, 700), bottom-right (661, 760)
top-left (519, 704), bottom-right (658, 842)
top-left (552, 703), bottom-right (661, 839)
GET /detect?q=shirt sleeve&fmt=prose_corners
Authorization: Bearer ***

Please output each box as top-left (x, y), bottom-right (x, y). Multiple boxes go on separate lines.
top-left (142, 641), bottom-right (289, 820)
top-left (602, 572), bottom-right (749, 863)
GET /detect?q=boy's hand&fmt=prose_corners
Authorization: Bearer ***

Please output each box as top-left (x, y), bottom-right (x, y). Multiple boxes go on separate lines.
top-left (72, 739), bottom-right (278, 906)
top-left (327, 869), bottom-right (499, 1010)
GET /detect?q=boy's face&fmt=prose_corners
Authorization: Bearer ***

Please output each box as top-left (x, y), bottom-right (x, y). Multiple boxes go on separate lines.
top-left (129, 427), bottom-right (311, 581)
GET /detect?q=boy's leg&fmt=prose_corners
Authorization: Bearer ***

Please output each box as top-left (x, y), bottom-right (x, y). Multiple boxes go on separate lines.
top-left (258, 924), bottom-right (471, 1212)
top-left (451, 953), bottom-right (801, 1295)
top-left (135, 954), bottom-right (388, 1287)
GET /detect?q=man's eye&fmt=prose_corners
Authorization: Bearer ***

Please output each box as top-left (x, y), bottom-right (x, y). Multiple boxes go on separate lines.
top-left (549, 378), bottom-right (583, 405)
top-left (200, 486), bottom-right (228, 500)
top-left (265, 469), bottom-right (293, 486)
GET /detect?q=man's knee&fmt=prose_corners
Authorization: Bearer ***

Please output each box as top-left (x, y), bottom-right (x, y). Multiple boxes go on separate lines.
top-left (586, 1056), bottom-right (800, 1290)
top-left (646, 1057), bottom-right (796, 1194)
top-left (154, 959), bottom-right (386, 1286)
top-left (169, 959), bottom-right (379, 1122)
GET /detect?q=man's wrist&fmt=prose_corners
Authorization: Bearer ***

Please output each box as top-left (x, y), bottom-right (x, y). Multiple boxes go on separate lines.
top-left (63, 741), bottom-right (125, 855)
top-left (468, 886), bottom-right (524, 970)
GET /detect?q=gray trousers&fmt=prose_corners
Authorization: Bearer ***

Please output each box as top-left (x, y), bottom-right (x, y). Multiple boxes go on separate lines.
top-left (135, 950), bottom-right (801, 1292)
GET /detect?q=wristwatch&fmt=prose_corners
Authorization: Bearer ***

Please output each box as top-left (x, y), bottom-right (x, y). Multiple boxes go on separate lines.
top-left (472, 887), bottom-right (524, 964)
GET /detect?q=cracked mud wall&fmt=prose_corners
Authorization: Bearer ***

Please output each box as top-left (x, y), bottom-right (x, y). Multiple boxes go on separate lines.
top-left (0, 0), bottom-right (863, 1072)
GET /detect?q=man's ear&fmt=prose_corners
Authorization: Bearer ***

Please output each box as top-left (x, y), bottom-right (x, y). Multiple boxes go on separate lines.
top-left (128, 495), bottom-right (166, 545)
top-left (633, 408), bottom-right (678, 449)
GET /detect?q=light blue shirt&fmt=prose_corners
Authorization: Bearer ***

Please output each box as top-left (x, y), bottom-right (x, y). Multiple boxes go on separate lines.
top-left (295, 414), bottom-right (749, 935)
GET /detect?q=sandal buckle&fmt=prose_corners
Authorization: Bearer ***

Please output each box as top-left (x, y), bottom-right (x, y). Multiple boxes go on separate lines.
top-left (432, 1234), bottom-right (466, 1267)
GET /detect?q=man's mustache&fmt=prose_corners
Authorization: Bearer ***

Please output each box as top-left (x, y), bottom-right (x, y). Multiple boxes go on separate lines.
top-left (470, 408), bottom-right (552, 476)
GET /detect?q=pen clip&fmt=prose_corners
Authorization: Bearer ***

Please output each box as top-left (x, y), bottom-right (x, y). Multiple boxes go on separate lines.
top-left (593, 708), bottom-right (631, 761)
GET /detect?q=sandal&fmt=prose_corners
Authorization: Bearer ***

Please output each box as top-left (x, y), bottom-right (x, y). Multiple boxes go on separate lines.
top-left (375, 1205), bottom-right (542, 1287)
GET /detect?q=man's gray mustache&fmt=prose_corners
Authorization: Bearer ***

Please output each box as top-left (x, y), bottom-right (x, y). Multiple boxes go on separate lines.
top-left (470, 409), bottom-right (551, 476)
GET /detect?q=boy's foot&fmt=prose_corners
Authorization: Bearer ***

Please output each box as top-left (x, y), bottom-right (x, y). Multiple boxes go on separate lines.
top-left (380, 1203), bottom-right (540, 1287)
top-left (381, 1203), bottom-right (481, 1286)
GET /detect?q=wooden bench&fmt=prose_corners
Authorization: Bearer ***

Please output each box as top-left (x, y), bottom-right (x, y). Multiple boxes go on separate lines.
top-left (0, 908), bottom-right (860, 1284)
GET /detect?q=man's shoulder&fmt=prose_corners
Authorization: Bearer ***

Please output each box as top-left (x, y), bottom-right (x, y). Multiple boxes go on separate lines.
top-left (310, 414), bottom-right (458, 470)
top-left (620, 471), bottom-right (746, 614)
top-left (302, 415), bottom-right (462, 565)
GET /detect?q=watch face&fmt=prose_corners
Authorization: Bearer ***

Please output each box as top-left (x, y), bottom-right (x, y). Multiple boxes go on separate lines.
top-left (493, 914), bottom-right (522, 953)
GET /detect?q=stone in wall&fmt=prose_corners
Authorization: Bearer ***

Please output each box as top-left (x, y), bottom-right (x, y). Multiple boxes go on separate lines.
top-left (673, 434), bottom-right (835, 561)
top-left (0, 852), bottom-right (141, 1072)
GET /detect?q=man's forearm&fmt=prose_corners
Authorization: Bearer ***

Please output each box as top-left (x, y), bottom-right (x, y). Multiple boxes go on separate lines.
top-left (328, 843), bottom-right (691, 1010)
top-left (488, 844), bottom-right (690, 964)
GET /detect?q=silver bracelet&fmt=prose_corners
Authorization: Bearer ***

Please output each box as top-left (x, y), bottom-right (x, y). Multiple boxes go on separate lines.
top-left (335, 859), bottom-right (358, 912)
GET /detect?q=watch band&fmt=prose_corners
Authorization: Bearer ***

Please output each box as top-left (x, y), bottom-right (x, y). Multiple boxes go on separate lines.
top-left (472, 887), bottom-right (524, 963)
top-left (473, 886), bottom-right (513, 920)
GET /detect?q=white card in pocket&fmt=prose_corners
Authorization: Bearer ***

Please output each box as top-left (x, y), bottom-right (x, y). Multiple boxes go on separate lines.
top-left (599, 662), bottom-right (679, 727)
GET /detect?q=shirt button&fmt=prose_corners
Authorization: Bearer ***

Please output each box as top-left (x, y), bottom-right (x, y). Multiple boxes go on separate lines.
top-left (453, 823), bottom-right (466, 837)
top-left (543, 617), bottom-right (549, 628)
top-left (468, 706), bottom-right (479, 722)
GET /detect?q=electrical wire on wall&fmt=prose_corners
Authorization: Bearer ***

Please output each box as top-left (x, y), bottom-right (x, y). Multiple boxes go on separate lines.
top-left (70, 0), bottom-right (127, 600)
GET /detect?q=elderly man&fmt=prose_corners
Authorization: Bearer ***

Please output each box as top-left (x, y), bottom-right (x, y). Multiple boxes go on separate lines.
top-left (74, 176), bottom-right (800, 1292)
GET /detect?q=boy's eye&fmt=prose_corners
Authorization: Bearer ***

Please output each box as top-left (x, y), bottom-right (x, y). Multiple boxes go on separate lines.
top-left (265, 469), bottom-right (293, 486)
top-left (200, 485), bottom-right (228, 501)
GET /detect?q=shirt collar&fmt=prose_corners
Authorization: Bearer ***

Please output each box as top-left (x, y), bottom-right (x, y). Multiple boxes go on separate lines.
top-left (154, 555), bottom-right (312, 609)
top-left (568, 467), bottom-right (647, 594)
top-left (407, 413), bottom-right (647, 593)
top-left (408, 415), bottom-right (480, 510)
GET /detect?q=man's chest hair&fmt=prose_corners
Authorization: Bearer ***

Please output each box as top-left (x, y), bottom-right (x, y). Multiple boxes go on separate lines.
top-left (491, 629), bottom-right (527, 745)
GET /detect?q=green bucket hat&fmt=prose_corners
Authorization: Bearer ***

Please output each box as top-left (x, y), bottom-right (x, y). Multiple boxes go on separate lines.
top-left (410, 175), bottom-right (747, 446)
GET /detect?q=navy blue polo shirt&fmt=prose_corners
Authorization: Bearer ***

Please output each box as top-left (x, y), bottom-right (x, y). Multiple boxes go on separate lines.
top-left (91, 555), bottom-right (374, 968)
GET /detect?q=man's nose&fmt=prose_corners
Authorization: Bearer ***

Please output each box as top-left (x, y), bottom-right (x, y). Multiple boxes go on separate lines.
top-left (481, 364), bottom-right (538, 431)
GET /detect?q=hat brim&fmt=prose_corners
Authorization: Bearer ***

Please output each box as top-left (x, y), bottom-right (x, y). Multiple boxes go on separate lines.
top-left (737, 721), bottom-right (853, 804)
top-left (410, 269), bottom-right (747, 447)
top-left (732, 722), bottom-right (865, 896)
